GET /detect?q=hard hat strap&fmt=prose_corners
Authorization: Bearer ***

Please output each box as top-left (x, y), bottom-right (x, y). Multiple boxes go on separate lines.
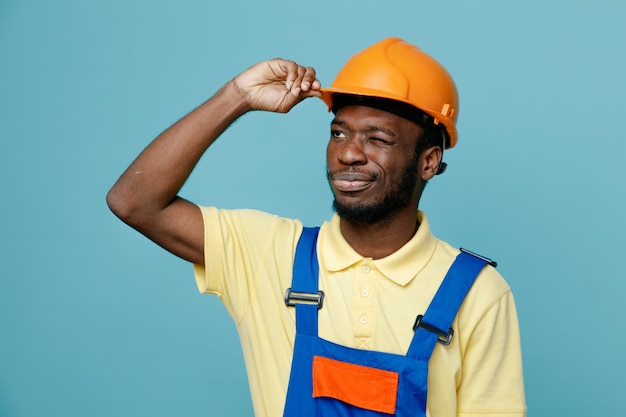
top-left (436, 131), bottom-right (447, 175)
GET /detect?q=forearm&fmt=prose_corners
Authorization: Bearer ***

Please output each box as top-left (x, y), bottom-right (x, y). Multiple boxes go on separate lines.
top-left (107, 80), bottom-right (248, 225)
top-left (106, 59), bottom-right (319, 263)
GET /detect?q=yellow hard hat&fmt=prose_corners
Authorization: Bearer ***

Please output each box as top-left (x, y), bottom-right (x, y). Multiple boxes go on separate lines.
top-left (320, 38), bottom-right (459, 148)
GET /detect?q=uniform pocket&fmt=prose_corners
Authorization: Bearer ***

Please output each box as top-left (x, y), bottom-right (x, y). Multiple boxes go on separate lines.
top-left (312, 355), bottom-right (398, 414)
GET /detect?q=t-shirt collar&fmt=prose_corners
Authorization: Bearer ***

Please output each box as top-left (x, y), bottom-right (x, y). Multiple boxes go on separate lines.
top-left (319, 212), bottom-right (437, 286)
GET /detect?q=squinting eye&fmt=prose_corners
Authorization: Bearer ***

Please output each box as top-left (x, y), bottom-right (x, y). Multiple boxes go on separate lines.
top-left (370, 137), bottom-right (388, 144)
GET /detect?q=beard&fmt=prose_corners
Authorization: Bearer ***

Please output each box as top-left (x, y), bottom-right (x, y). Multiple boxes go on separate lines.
top-left (328, 157), bottom-right (420, 224)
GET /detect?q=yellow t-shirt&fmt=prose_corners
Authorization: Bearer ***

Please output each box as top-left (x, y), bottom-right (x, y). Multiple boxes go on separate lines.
top-left (194, 207), bottom-right (526, 417)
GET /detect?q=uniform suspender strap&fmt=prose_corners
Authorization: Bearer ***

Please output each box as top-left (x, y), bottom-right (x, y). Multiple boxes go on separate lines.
top-left (406, 250), bottom-right (492, 361)
top-left (285, 227), bottom-right (321, 336)
top-left (286, 228), bottom-right (495, 363)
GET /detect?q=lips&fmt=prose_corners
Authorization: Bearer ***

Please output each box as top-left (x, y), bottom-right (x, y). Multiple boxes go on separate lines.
top-left (330, 171), bottom-right (375, 192)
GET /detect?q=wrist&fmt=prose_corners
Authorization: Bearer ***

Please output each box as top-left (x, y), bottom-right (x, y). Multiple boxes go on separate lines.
top-left (225, 78), bottom-right (254, 114)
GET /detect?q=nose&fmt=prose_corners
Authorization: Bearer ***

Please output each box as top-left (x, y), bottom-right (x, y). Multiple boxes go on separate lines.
top-left (336, 138), bottom-right (367, 166)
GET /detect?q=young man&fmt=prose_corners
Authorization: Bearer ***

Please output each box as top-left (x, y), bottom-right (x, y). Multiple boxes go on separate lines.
top-left (107, 38), bottom-right (526, 417)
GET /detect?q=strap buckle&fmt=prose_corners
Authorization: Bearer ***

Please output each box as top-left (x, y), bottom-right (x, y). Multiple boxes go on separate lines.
top-left (284, 288), bottom-right (325, 309)
top-left (412, 315), bottom-right (454, 346)
top-left (460, 248), bottom-right (497, 267)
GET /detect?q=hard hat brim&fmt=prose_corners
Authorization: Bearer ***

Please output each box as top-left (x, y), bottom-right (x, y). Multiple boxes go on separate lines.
top-left (319, 87), bottom-right (458, 149)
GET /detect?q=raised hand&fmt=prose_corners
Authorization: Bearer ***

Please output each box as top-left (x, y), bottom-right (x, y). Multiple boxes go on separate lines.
top-left (231, 58), bottom-right (322, 113)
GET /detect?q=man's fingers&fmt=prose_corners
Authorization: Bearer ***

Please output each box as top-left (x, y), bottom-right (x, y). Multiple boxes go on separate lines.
top-left (300, 67), bottom-right (319, 92)
top-left (275, 59), bottom-right (299, 90)
top-left (274, 59), bottom-right (318, 96)
top-left (237, 58), bottom-right (321, 112)
top-left (285, 64), bottom-right (303, 96)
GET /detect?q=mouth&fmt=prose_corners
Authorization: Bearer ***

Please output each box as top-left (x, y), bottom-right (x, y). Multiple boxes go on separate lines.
top-left (329, 171), bottom-right (375, 193)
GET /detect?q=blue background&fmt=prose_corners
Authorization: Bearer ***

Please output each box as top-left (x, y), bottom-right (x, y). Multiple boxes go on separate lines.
top-left (1, 0), bottom-right (625, 416)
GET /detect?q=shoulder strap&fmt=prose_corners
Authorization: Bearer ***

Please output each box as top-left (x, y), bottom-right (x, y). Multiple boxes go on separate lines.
top-left (286, 227), bottom-right (321, 336)
top-left (406, 249), bottom-right (494, 361)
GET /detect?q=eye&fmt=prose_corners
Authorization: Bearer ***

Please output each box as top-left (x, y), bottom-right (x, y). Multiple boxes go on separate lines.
top-left (369, 136), bottom-right (389, 145)
top-left (331, 130), bottom-right (346, 138)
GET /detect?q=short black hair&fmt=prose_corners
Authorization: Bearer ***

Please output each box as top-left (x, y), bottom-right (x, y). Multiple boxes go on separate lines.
top-left (416, 119), bottom-right (446, 156)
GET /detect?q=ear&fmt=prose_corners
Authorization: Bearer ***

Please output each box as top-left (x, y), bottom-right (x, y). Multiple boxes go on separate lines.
top-left (419, 146), bottom-right (442, 181)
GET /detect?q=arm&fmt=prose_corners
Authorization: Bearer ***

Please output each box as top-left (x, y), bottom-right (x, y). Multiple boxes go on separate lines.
top-left (457, 290), bottom-right (526, 416)
top-left (106, 59), bottom-right (321, 265)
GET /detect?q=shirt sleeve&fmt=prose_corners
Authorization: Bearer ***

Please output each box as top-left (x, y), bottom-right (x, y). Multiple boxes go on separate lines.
top-left (192, 206), bottom-right (301, 322)
top-left (457, 289), bottom-right (527, 417)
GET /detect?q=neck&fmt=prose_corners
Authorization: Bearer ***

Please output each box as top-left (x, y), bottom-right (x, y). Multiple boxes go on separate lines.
top-left (339, 206), bottom-right (420, 260)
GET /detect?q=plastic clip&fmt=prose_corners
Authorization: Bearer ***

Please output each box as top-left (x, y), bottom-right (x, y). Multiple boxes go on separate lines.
top-left (413, 315), bottom-right (454, 346)
top-left (460, 248), bottom-right (497, 267)
top-left (284, 288), bottom-right (325, 309)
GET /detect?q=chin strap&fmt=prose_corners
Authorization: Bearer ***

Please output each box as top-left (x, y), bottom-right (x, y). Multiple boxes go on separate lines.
top-left (435, 131), bottom-right (447, 175)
